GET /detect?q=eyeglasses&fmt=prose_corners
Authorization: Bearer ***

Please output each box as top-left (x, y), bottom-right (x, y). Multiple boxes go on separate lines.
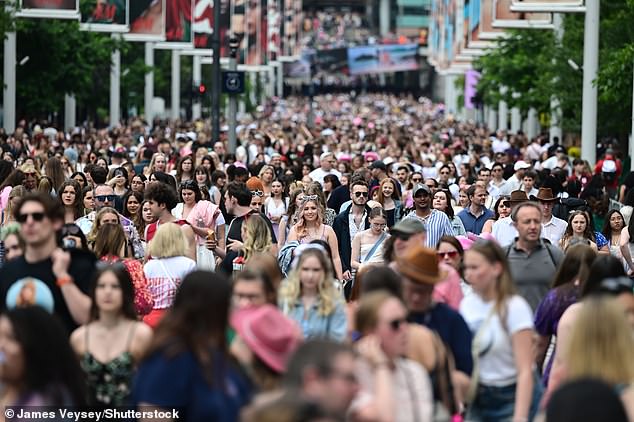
top-left (371, 223), bottom-right (387, 229)
top-left (437, 251), bottom-right (459, 259)
top-left (388, 318), bottom-right (407, 331)
top-left (251, 190), bottom-right (264, 197)
top-left (95, 195), bottom-right (116, 202)
top-left (354, 191), bottom-right (369, 198)
top-left (16, 212), bottom-right (46, 223)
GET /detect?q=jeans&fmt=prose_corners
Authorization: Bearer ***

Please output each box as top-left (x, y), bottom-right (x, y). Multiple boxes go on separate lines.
top-left (467, 374), bottom-right (542, 422)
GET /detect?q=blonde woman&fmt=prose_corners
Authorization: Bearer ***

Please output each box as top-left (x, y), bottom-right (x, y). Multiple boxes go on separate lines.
top-left (258, 165), bottom-right (275, 198)
top-left (1, 185), bottom-right (25, 228)
top-left (460, 241), bottom-right (540, 422)
top-left (286, 196), bottom-right (343, 279)
top-left (241, 214), bottom-right (274, 261)
top-left (278, 248), bottom-right (347, 341)
top-left (143, 223), bottom-right (196, 328)
top-left (564, 296), bottom-right (634, 420)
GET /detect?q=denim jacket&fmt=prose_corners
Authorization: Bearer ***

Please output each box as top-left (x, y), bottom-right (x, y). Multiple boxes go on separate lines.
top-left (281, 298), bottom-right (347, 342)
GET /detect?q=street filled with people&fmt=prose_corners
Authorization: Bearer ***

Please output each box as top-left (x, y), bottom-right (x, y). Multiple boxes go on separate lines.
top-left (0, 93), bottom-right (633, 421)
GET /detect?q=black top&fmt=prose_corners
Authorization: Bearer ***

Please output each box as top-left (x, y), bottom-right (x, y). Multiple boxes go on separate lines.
top-left (0, 248), bottom-right (97, 333)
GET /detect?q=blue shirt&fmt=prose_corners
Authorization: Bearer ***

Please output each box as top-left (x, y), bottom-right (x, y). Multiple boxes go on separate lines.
top-left (281, 299), bottom-right (347, 342)
top-left (457, 207), bottom-right (495, 235)
top-left (408, 303), bottom-right (474, 375)
top-left (133, 349), bottom-right (252, 422)
top-left (405, 209), bottom-right (454, 248)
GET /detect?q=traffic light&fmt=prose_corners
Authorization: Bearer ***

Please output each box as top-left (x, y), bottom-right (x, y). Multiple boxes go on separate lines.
top-left (198, 84), bottom-right (206, 94)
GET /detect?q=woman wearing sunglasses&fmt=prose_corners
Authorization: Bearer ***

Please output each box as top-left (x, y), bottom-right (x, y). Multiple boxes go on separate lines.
top-left (172, 180), bottom-right (225, 271)
top-left (460, 241), bottom-right (540, 422)
top-left (350, 290), bottom-right (434, 421)
top-left (481, 195), bottom-right (511, 234)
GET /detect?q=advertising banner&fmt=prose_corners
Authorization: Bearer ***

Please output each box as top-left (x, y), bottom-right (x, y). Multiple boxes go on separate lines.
top-left (125, 0), bottom-right (165, 41)
top-left (155, 0), bottom-right (195, 49)
top-left (19, 0), bottom-right (79, 19)
top-left (267, 0), bottom-right (281, 61)
top-left (191, 0), bottom-right (230, 55)
top-left (347, 44), bottom-right (418, 75)
top-left (464, 69), bottom-right (481, 109)
top-left (80, 0), bottom-right (128, 32)
top-left (245, 0), bottom-right (266, 65)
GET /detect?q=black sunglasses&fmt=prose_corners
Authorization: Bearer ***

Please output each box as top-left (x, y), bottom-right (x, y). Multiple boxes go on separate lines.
top-left (16, 212), bottom-right (46, 223)
top-left (388, 318), bottom-right (407, 331)
top-left (354, 191), bottom-right (369, 198)
top-left (95, 195), bottom-right (116, 202)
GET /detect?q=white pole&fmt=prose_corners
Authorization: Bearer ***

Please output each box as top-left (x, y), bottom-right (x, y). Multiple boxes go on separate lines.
top-left (581, 0), bottom-right (599, 164)
top-left (171, 50), bottom-right (180, 121)
top-left (488, 107), bottom-right (497, 131)
top-left (192, 55), bottom-right (202, 120)
top-left (527, 108), bottom-right (539, 140)
top-left (64, 95), bottom-right (76, 130)
top-left (550, 13), bottom-right (564, 143)
top-left (144, 42), bottom-right (154, 123)
top-left (511, 107), bottom-right (521, 133)
top-left (379, 0), bottom-right (389, 37)
top-left (630, 60), bottom-right (634, 171)
top-left (110, 48), bottom-right (121, 128)
top-left (276, 61), bottom-right (284, 97)
top-left (3, 15), bottom-right (16, 133)
top-left (498, 101), bottom-right (508, 131)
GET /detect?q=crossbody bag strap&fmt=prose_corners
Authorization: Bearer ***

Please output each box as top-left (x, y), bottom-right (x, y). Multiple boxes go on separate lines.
top-left (466, 305), bottom-right (497, 403)
top-left (362, 232), bottom-right (387, 263)
top-left (156, 259), bottom-right (179, 290)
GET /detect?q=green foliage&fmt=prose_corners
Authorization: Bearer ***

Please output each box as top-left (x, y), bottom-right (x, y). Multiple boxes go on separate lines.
top-left (474, 0), bottom-right (634, 138)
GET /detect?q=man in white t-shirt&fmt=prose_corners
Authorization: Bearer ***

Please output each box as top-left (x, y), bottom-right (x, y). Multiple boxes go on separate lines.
top-left (309, 152), bottom-right (342, 186)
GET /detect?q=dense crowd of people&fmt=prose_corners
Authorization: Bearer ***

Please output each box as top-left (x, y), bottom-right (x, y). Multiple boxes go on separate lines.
top-left (0, 93), bottom-right (633, 422)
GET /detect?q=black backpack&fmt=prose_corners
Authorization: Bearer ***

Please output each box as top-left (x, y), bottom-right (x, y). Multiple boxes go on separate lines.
top-left (552, 197), bottom-right (588, 221)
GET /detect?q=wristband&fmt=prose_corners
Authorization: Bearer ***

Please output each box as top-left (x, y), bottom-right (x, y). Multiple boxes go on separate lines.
top-left (56, 276), bottom-right (74, 287)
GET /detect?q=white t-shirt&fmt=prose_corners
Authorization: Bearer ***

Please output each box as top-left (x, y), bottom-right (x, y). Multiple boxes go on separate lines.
top-left (460, 294), bottom-right (534, 386)
top-left (308, 167), bottom-right (342, 186)
top-left (144, 256), bottom-right (197, 309)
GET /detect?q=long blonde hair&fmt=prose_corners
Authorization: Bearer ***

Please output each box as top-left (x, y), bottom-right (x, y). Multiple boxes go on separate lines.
top-left (468, 241), bottom-right (516, 321)
top-left (294, 198), bottom-right (325, 240)
top-left (243, 214), bottom-right (273, 261)
top-left (278, 248), bottom-right (339, 316)
top-left (148, 222), bottom-right (188, 258)
top-left (87, 207), bottom-right (119, 244)
top-left (567, 296), bottom-right (634, 385)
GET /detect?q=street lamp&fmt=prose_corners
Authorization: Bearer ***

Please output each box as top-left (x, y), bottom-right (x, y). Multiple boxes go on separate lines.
top-left (228, 35), bottom-right (240, 154)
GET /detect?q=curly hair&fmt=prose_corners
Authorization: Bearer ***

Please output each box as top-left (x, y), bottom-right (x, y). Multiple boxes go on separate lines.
top-left (243, 214), bottom-right (273, 261)
top-left (278, 249), bottom-right (340, 316)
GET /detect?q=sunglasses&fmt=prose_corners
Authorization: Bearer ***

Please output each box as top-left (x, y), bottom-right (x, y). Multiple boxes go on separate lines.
top-left (16, 212), bottom-right (46, 223)
top-left (61, 225), bottom-right (82, 237)
top-left (411, 178), bottom-right (422, 183)
top-left (251, 190), bottom-right (264, 197)
top-left (95, 195), bottom-right (116, 202)
top-left (354, 191), bottom-right (369, 198)
top-left (599, 277), bottom-right (634, 294)
top-left (393, 232), bottom-right (412, 241)
top-left (388, 318), bottom-right (407, 331)
top-left (437, 251), bottom-right (459, 259)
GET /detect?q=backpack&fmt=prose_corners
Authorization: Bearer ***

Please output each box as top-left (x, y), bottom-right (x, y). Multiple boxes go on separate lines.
top-left (552, 197), bottom-right (588, 221)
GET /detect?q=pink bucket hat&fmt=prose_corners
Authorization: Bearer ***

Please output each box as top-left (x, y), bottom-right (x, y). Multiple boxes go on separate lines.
top-left (230, 305), bottom-right (302, 373)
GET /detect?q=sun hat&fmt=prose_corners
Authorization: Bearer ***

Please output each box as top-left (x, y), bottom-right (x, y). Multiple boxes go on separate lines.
top-left (396, 245), bottom-right (447, 285)
top-left (530, 187), bottom-right (559, 203)
top-left (505, 190), bottom-right (530, 206)
top-left (230, 305), bottom-right (302, 373)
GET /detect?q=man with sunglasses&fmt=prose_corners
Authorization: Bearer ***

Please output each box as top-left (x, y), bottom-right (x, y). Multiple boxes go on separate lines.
top-left (405, 184), bottom-right (453, 248)
top-left (333, 179), bottom-right (372, 281)
top-left (0, 193), bottom-right (96, 332)
top-left (75, 184), bottom-right (144, 259)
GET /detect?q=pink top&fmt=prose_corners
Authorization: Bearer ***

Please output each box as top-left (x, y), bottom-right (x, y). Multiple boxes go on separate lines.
top-left (432, 264), bottom-right (463, 311)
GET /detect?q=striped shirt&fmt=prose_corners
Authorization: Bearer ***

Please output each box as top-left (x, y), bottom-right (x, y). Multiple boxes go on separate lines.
top-left (405, 209), bottom-right (454, 248)
top-left (143, 256), bottom-right (196, 309)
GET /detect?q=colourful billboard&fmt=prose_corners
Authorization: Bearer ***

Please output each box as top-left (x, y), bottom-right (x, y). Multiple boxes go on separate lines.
top-left (80, 0), bottom-right (128, 32)
top-left (347, 44), bottom-right (418, 75)
top-left (156, 0), bottom-right (194, 49)
top-left (125, 0), bottom-right (165, 41)
top-left (19, 0), bottom-right (79, 19)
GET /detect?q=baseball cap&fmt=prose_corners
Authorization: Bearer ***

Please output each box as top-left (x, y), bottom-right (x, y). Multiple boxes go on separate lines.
top-left (370, 160), bottom-right (387, 171)
top-left (391, 218), bottom-right (426, 235)
top-left (413, 183), bottom-right (431, 197)
top-left (514, 161), bottom-right (531, 171)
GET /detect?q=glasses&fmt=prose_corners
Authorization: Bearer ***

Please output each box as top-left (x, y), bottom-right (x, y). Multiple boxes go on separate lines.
top-left (61, 225), bottom-right (82, 237)
top-left (388, 318), bottom-right (407, 331)
top-left (599, 277), bottom-right (634, 294)
top-left (440, 171), bottom-right (450, 175)
top-left (251, 190), bottom-right (264, 197)
top-left (95, 195), bottom-right (116, 202)
top-left (393, 232), bottom-right (412, 241)
top-left (411, 178), bottom-right (422, 183)
top-left (354, 191), bottom-right (369, 198)
top-left (371, 223), bottom-right (387, 229)
top-left (437, 250), bottom-right (459, 259)
top-left (16, 212), bottom-right (46, 223)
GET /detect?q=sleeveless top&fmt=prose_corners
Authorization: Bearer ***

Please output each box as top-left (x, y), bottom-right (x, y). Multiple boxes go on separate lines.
top-left (359, 239), bottom-right (385, 264)
top-left (81, 323), bottom-right (136, 406)
top-left (299, 225), bottom-right (327, 244)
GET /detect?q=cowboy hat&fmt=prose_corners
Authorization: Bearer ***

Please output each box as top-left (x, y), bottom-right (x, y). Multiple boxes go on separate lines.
top-left (504, 190), bottom-right (530, 206)
top-left (396, 245), bottom-right (447, 285)
top-left (530, 187), bottom-right (559, 203)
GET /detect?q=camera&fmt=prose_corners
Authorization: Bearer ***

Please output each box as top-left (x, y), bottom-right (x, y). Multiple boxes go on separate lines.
top-left (63, 238), bottom-right (77, 249)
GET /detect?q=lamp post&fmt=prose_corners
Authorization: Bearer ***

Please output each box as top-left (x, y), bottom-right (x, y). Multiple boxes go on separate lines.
top-left (228, 35), bottom-right (239, 154)
top-left (211, 0), bottom-right (221, 143)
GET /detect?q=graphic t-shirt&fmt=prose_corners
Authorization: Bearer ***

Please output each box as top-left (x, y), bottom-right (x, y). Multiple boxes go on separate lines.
top-left (0, 248), bottom-right (97, 332)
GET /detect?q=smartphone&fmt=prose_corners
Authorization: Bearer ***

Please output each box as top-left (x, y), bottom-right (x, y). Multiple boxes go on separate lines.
top-left (63, 238), bottom-right (76, 249)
